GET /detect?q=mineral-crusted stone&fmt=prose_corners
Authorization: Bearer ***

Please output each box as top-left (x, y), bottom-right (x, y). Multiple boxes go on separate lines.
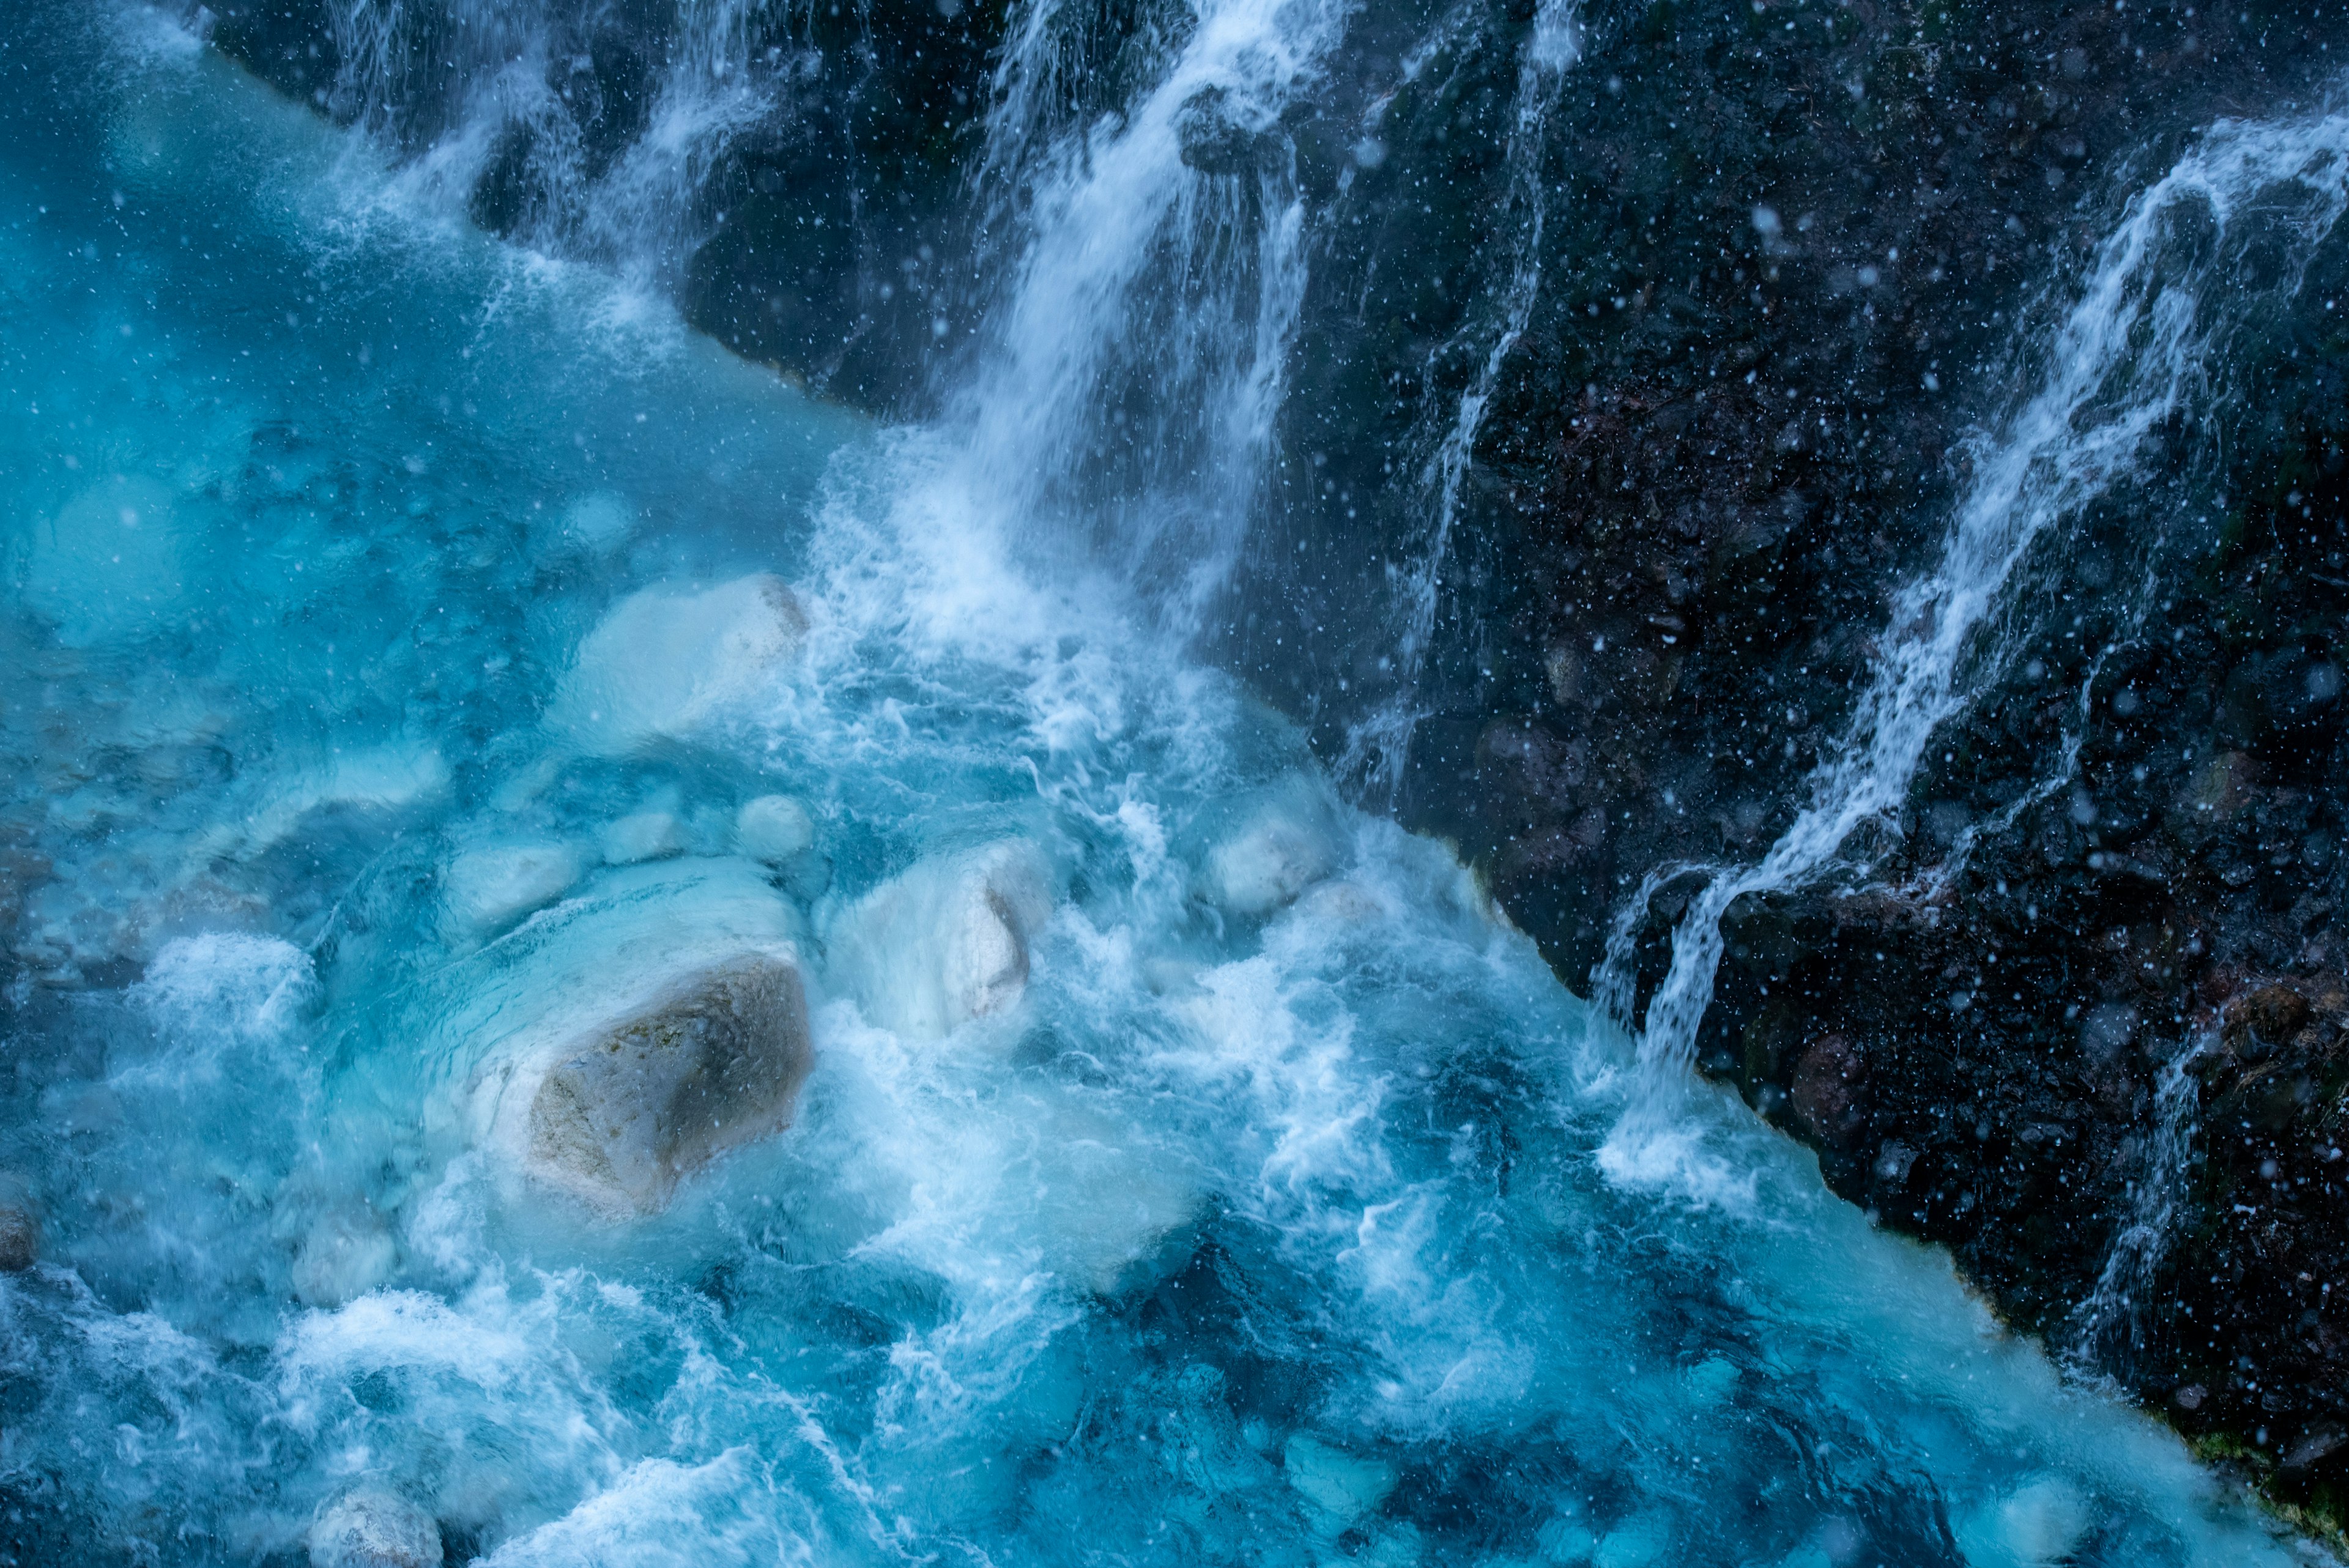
top-left (826, 840), bottom-right (1055, 1040)
top-left (551, 576), bottom-right (808, 755)
top-left (445, 859), bottom-right (814, 1217)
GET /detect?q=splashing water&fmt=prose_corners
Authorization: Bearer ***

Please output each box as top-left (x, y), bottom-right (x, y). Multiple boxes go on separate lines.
top-left (957, 0), bottom-right (1349, 631)
top-left (1600, 100), bottom-right (2349, 1186)
top-left (0, 4), bottom-right (2321, 1565)
top-left (316, 0), bottom-right (787, 292)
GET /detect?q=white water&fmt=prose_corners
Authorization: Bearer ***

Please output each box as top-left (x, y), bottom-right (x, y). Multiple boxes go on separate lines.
top-left (1601, 102), bottom-right (2349, 1186)
top-left (1338, 0), bottom-right (1579, 805)
top-left (958, 0), bottom-right (1351, 630)
top-left (2070, 1030), bottom-right (2213, 1378)
top-left (0, 3), bottom-right (2320, 1564)
top-left (319, 0), bottom-right (793, 291)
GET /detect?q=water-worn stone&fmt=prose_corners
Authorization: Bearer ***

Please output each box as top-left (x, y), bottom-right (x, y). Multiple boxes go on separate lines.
top-left (308, 1488), bottom-right (441, 1568)
top-left (446, 859), bottom-right (814, 1217)
top-left (551, 575), bottom-right (808, 754)
top-left (735, 794), bottom-right (815, 863)
top-left (599, 810), bottom-right (685, 866)
top-left (1196, 782), bottom-right (1341, 918)
top-left (439, 842), bottom-right (583, 940)
top-left (826, 840), bottom-right (1055, 1039)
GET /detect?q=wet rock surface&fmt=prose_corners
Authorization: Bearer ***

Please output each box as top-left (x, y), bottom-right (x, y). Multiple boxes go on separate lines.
top-left (1301, 0), bottom-right (2349, 1534)
top-left (448, 859), bottom-right (815, 1218)
top-left (202, 0), bottom-right (1009, 411)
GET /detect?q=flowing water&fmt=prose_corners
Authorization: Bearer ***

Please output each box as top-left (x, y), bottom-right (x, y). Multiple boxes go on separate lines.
top-left (0, 2), bottom-right (2326, 1565)
top-left (1335, 0), bottom-right (1577, 807)
top-left (1600, 100), bottom-right (2349, 1183)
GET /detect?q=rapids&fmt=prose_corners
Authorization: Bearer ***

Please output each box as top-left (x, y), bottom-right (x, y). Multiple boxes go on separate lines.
top-left (0, 2), bottom-right (2321, 1566)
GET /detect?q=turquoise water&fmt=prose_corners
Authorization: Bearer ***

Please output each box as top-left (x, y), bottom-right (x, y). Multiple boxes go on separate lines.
top-left (0, 9), bottom-right (2308, 1566)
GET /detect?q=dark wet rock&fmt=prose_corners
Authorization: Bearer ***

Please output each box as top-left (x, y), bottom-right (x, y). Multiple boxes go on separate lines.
top-left (0, 1202), bottom-right (37, 1272)
top-left (1209, 0), bottom-right (2349, 1536)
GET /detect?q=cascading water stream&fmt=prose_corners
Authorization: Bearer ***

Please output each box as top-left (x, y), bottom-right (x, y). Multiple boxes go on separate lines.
top-left (319, 0), bottom-right (798, 289)
top-left (1337, 0), bottom-right (1578, 805)
top-left (2069, 1029), bottom-right (2213, 1380)
top-left (1600, 102), bottom-right (2349, 1183)
top-left (954, 0), bottom-right (1348, 629)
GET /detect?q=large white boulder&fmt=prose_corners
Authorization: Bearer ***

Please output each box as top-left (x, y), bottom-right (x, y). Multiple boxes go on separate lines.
top-left (549, 575), bottom-right (807, 754)
top-left (308, 1488), bottom-right (441, 1568)
top-left (440, 860), bottom-right (814, 1218)
top-left (826, 840), bottom-right (1055, 1040)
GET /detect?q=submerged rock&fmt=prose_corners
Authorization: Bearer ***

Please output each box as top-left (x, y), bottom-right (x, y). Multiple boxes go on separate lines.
top-left (439, 842), bottom-right (584, 940)
top-left (0, 1177), bottom-right (39, 1272)
top-left (23, 474), bottom-right (189, 646)
top-left (551, 575), bottom-right (808, 754)
top-left (1283, 1432), bottom-right (1395, 1530)
top-left (291, 1209), bottom-right (397, 1308)
top-left (735, 794), bottom-right (816, 864)
top-left (308, 1488), bottom-right (442, 1568)
top-left (826, 840), bottom-right (1055, 1039)
top-left (447, 859), bottom-right (814, 1217)
top-left (599, 810), bottom-right (685, 866)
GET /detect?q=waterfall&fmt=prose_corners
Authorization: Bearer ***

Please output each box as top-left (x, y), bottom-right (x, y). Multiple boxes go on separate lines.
top-left (1600, 98), bottom-right (2349, 1180)
top-left (1336, 0), bottom-right (1579, 806)
top-left (952, 0), bottom-right (1351, 632)
top-left (0, 4), bottom-right (2329, 1562)
top-left (2070, 1030), bottom-right (2212, 1379)
top-left (316, 0), bottom-right (797, 290)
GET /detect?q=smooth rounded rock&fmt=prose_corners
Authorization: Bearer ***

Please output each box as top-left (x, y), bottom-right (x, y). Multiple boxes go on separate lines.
top-left (308, 1488), bottom-right (442, 1568)
top-left (599, 810), bottom-right (685, 866)
top-left (1197, 781), bottom-right (1341, 918)
top-left (826, 840), bottom-right (1055, 1040)
top-left (440, 842), bottom-right (583, 939)
top-left (551, 575), bottom-right (808, 754)
top-left (734, 794), bottom-right (815, 863)
top-left (445, 860), bottom-right (815, 1218)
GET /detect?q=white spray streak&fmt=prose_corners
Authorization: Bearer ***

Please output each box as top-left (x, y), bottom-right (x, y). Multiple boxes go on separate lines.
top-left (948, 0), bottom-right (1355, 632)
top-left (1601, 105), bottom-right (2349, 1186)
top-left (1340, 0), bottom-right (1581, 805)
top-left (2069, 1029), bottom-right (2210, 1378)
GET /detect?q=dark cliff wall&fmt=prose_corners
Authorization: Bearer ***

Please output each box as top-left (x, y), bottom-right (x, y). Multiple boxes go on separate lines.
top-left (204, 0), bottom-right (1008, 411)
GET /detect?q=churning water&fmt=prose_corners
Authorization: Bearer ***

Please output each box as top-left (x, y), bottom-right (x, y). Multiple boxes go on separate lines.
top-left (0, 2), bottom-right (2321, 1564)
